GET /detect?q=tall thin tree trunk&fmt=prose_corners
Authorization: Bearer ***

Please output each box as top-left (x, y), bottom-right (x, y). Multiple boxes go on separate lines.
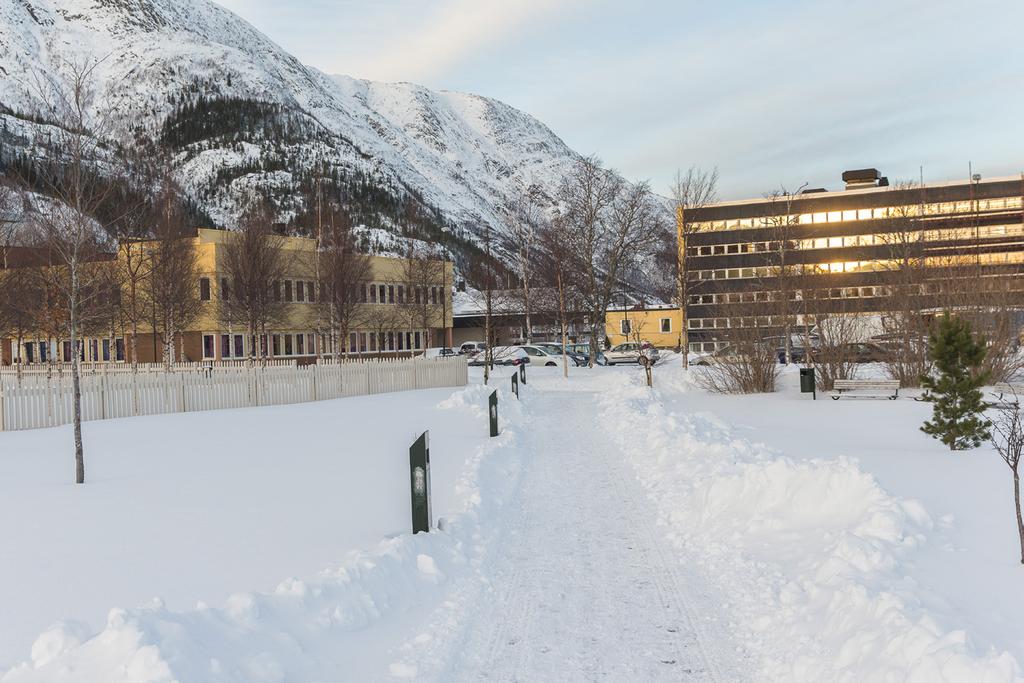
top-left (69, 275), bottom-right (85, 484)
top-left (1015, 468), bottom-right (1024, 565)
top-left (558, 269), bottom-right (568, 378)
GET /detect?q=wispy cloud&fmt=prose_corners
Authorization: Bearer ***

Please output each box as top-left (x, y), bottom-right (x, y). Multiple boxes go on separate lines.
top-left (327, 0), bottom-right (582, 82)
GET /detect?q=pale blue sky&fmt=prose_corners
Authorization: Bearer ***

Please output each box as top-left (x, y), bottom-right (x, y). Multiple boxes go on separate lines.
top-left (216, 0), bottom-right (1024, 200)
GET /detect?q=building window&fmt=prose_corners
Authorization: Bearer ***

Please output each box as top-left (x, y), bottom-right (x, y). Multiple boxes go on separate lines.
top-left (620, 319), bottom-right (632, 335)
top-left (414, 331), bottom-right (421, 349)
top-left (285, 280), bottom-right (293, 302)
top-left (234, 334), bottom-right (244, 358)
top-left (202, 335), bottom-right (214, 359)
top-left (296, 280), bottom-right (305, 302)
top-left (431, 287), bottom-right (438, 305)
top-left (660, 318), bottom-right (672, 333)
top-left (272, 334), bottom-right (281, 356)
top-left (200, 277), bottom-right (211, 301)
top-left (361, 284), bottom-right (368, 303)
top-left (274, 281), bottom-right (282, 302)
top-left (397, 285), bottom-right (405, 304)
top-left (115, 339), bottom-right (125, 362)
top-left (220, 277), bottom-right (230, 301)
top-left (221, 334), bottom-right (231, 358)
top-left (284, 335), bottom-right (293, 355)
top-left (388, 285), bottom-right (395, 304)
top-left (296, 334), bottom-right (304, 355)
top-left (102, 339), bottom-right (111, 361)
top-left (388, 332), bottom-right (395, 350)
top-left (349, 333), bottom-right (358, 353)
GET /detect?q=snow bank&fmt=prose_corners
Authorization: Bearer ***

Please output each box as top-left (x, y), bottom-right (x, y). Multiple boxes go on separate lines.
top-left (0, 382), bottom-right (528, 683)
top-left (595, 372), bottom-right (1022, 682)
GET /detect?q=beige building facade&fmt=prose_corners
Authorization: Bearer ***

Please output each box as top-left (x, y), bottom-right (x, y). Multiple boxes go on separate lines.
top-left (5, 228), bottom-right (454, 365)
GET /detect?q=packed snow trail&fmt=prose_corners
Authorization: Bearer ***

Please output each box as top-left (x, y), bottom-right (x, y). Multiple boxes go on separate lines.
top-left (430, 382), bottom-right (744, 682)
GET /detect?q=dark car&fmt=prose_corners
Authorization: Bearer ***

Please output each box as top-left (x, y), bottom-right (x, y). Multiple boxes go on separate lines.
top-left (533, 342), bottom-right (587, 367)
top-left (776, 346), bottom-right (811, 364)
top-left (566, 343), bottom-right (608, 366)
top-left (823, 342), bottom-right (892, 363)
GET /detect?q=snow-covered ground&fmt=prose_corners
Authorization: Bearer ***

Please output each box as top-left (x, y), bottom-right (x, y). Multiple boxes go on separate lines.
top-left (1, 362), bottom-right (1022, 681)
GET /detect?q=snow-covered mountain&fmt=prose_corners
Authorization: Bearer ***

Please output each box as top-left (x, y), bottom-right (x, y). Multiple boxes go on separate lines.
top-left (0, 0), bottom-right (584, 257)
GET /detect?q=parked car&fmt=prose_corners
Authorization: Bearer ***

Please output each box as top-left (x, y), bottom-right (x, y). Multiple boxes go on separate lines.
top-left (605, 342), bottom-right (660, 365)
top-left (532, 342), bottom-right (586, 366)
top-left (483, 346), bottom-right (523, 366)
top-left (820, 342), bottom-right (892, 363)
top-left (566, 343), bottom-right (607, 366)
top-left (517, 344), bottom-right (568, 368)
top-left (421, 347), bottom-right (458, 360)
top-left (458, 341), bottom-right (487, 357)
top-left (692, 344), bottom-right (766, 366)
top-left (775, 345), bottom-right (812, 364)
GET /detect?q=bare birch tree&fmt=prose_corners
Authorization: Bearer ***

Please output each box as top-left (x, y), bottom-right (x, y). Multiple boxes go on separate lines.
top-left (537, 210), bottom-right (575, 377)
top-left (219, 203), bottom-right (289, 362)
top-left (320, 205), bottom-right (372, 359)
top-left (560, 156), bottom-right (663, 367)
top-left (145, 183), bottom-right (201, 367)
top-left (503, 185), bottom-right (545, 344)
top-left (400, 242), bottom-right (445, 352)
top-left (21, 57), bottom-right (124, 483)
top-left (668, 166), bottom-right (718, 366)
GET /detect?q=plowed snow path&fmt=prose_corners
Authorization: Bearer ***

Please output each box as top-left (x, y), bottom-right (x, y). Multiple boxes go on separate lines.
top-left (438, 385), bottom-right (745, 682)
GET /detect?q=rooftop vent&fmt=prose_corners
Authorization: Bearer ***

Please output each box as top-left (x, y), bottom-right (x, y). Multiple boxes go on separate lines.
top-left (842, 168), bottom-right (887, 190)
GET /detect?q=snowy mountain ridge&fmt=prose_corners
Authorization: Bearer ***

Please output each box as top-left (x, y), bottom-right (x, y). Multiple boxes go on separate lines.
top-left (0, 0), bottom-right (585, 253)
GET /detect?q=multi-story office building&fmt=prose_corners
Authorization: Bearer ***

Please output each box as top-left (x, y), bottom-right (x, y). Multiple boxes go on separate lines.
top-left (3, 228), bottom-right (453, 364)
top-left (682, 169), bottom-right (1024, 353)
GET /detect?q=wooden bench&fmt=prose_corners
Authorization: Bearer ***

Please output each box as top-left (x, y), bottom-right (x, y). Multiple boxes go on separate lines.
top-left (831, 379), bottom-right (901, 400)
top-left (991, 382), bottom-right (1024, 406)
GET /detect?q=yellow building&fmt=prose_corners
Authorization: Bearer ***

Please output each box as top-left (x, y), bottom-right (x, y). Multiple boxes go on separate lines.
top-left (605, 305), bottom-right (683, 349)
top-left (5, 228), bottom-right (454, 364)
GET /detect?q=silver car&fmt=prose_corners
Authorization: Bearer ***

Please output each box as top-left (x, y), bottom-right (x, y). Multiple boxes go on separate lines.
top-left (605, 342), bottom-right (660, 365)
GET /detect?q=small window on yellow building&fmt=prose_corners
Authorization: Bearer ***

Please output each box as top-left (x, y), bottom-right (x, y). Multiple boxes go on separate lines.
top-left (660, 318), bottom-right (672, 333)
top-left (620, 319), bottom-right (632, 335)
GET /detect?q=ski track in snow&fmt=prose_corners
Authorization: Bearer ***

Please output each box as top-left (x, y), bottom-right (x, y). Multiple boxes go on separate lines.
top-left (421, 384), bottom-right (745, 682)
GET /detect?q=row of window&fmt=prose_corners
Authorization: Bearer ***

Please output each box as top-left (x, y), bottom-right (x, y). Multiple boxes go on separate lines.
top-left (618, 318), bottom-right (674, 335)
top-left (689, 341), bottom-right (729, 353)
top-left (14, 338), bottom-right (126, 364)
top-left (689, 223), bottom-right (1024, 257)
top-left (688, 196), bottom-right (1024, 232)
top-left (198, 278), bottom-right (445, 306)
top-left (200, 329), bottom-right (431, 359)
top-left (690, 286), bottom-right (881, 306)
top-left (691, 249), bottom-right (1024, 281)
top-left (689, 315), bottom-right (798, 330)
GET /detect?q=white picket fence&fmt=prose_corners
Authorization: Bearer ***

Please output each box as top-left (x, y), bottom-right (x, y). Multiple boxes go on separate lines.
top-left (0, 357), bottom-right (468, 431)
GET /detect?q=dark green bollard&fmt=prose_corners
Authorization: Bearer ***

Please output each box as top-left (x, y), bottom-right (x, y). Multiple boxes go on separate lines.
top-left (511, 372), bottom-right (519, 398)
top-left (489, 390), bottom-right (499, 437)
top-left (519, 362), bottom-right (526, 385)
top-left (409, 431), bottom-right (431, 534)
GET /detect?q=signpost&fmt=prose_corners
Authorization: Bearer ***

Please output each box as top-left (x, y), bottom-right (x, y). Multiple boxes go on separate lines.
top-left (489, 390), bottom-right (499, 437)
top-left (511, 372), bottom-right (519, 399)
top-left (409, 430), bottom-right (431, 534)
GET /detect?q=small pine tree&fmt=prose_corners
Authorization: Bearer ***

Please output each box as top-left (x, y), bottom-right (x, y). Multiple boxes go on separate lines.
top-left (920, 313), bottom-right (991, 450)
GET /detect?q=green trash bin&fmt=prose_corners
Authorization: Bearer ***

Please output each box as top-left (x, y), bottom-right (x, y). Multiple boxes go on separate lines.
top-left (799, 367), bottom-right (816, 398)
